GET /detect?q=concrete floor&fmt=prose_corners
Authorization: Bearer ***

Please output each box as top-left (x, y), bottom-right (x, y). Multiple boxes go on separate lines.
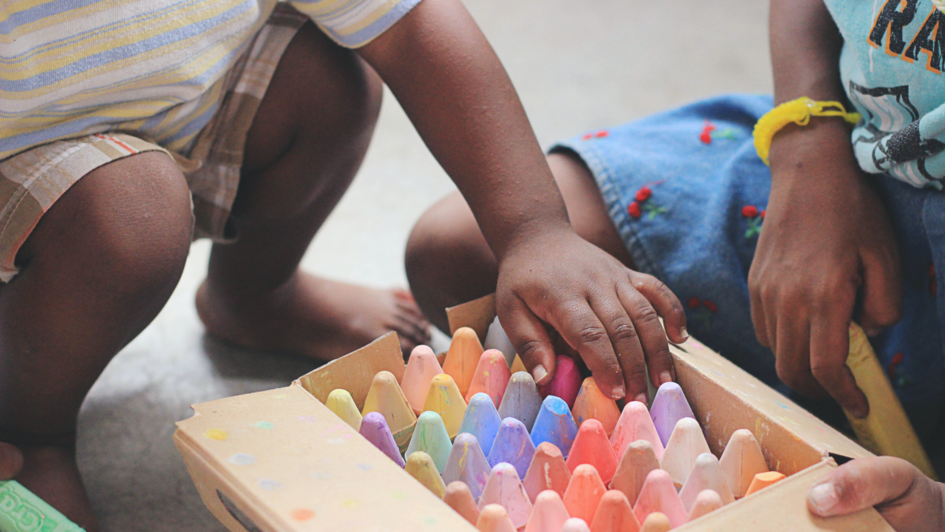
top-left (77, 1), bottom-right (772, 529)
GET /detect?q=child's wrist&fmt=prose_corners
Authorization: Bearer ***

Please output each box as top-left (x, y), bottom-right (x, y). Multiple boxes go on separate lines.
top-left (768, 117), bottom-right (858, 175)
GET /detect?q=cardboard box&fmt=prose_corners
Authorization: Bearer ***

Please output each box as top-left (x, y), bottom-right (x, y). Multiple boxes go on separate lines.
top-left (175, 294), bottom-right (894, 531)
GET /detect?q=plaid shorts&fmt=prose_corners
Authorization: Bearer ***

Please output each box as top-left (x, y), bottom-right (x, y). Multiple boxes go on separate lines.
top-left (0, 4), bottom-right (308, 283)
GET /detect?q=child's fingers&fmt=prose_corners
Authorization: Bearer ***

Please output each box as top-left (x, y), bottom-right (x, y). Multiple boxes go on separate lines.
top-left (0, 442), bottom-right (23, 480)
top-left (809, 296), bottom-right (869, 419)
top-left (773, 315), bottom-right (824, 399)
top-left (616, 282), bottom-right (675, 390)
top-left (748, 277), bottom-right (771, 348)
top-left (628, 272), bottom-right (688, 344)
top-left (498, 296), bottom-right (558, 386)
top-left (807, 457), bottom-right (924, 518)
top-left (587, 291), bottom-right (647, 403)
top-left (549, 297), bottom-right (625, 400)
top-left (857, 250), bottom-right (903, 334)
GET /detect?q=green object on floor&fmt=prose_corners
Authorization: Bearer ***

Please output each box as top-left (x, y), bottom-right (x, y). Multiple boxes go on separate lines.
top-left (0, 480), bottom-right (84, 531)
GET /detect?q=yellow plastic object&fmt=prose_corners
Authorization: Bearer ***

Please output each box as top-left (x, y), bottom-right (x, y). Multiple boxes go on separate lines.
top-left (753, 97), bottom-right (860, 165)
top-left (845, 323), bottom-right (937, 479)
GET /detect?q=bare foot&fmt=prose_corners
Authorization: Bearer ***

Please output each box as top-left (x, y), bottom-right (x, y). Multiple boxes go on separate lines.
top-left (16, 446), bottom-right (98, 531)
top-left (196, 272), bottom-right (431, 361)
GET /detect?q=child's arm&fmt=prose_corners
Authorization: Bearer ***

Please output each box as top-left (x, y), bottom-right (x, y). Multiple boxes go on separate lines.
top-left (748, 0), bottom-right (902, 418)
top-left (807, 457), bottom-right (945, 532)
top-left (357, 0), bottom-right (687, 402)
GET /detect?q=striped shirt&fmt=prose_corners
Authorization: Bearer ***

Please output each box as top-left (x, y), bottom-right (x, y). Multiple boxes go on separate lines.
top-left (0, 0), bottom-right (421, 160)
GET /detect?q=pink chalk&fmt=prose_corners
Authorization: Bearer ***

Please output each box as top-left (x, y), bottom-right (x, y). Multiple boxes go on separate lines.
top-left (466, 349), bottom-right (512, 406)
top-left (540, 355), bottom-right (582, 408)
top-left (610, 401), bottom-right (664, 460)
top-left (632, 470), bottom-right (687, 529)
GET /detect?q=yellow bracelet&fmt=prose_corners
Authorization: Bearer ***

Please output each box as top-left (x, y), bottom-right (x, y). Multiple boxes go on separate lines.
top-left (752, 97), bottom-right (861, 165)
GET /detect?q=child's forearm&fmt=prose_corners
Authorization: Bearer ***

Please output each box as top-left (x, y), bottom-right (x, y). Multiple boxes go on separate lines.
top-left (358, 0), bottom-right (570, 261)
top-left (770, 0), bottom-right (846, 105)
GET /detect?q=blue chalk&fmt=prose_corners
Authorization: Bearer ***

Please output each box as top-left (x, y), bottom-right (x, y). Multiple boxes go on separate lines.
top-left (529, 395), bottom-right (579, 458)
top-left (487, 417), bottom-right (536, 479)
top-left (457, 392), bottom-right (502, 456)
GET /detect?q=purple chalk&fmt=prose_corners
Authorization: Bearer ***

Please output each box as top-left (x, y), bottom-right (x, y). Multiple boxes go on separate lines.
top-left (443, 433), bottom-right (493, 500)
top-left (649, 382), bottom-right (696, 446)
top-left (488, 417), bottom-right (536, 479)
top-left (359, 411), bottom-right (405, 467)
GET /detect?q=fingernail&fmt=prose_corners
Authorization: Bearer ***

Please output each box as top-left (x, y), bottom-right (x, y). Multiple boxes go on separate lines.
top-left (680, 327), bottom-right (689, 340)
top-left (532, 365), bottom-right (549, 384)
top-left (612, 385), bottom-right (625, 400)
top-left (864, 327), bottom-right (882, 338)
top-left (660, 371), bottom-right (672, 384)
top-left (808, 482), bottom-right (839, 515)
top-left (634, 393), bottom-right (648, 404)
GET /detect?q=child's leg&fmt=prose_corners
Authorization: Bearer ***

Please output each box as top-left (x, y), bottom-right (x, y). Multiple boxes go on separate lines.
top-left (196, 23), bottom-right (430, 359)
top-left (0, 152), bottom-right (194, 530)
top-left (405, 152), bottom-right (631, 332)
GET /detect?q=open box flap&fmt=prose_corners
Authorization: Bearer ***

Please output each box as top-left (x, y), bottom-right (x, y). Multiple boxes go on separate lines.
top-left (175, 386), bottom-right (476, 531)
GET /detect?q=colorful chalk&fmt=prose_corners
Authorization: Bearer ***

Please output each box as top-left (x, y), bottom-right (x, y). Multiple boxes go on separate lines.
top-left (498, 371), bottom-right (543, 431)
top-left (445, 481), bottom-right (480, 525)
top-left (539, 355), bottom-right (583, 408)
top-left (572, 377), bottom-right (621, 436)
top-left (458, 393), bottom-right (503, 456)
top-left (443, 433), bottom-right (493, 500)
top-left (678, 453), bottom-right (735, 511)
top-left (590, 490), bottom-right (640, 532)
top-left (563, 464), bottom-right (607, 524)
top-left (562, 518), bottom-right (592, 532)
top-left (530, 395), bottom-right (579, 458)
top-left (477, 504), bottom-right (517, 532)
top-left (359, 412), bottom-right (405, 467)
top-left (610, 401), bottom-right (664, 460)
top-left (639, 512), bottom-right (671, 532)
top-left (326, 389), bottom-right (363, 431)
top-left (405, 451), bottom-right (446, 498)
top-left (467, 349), bottom-right (512, 405)
top-left (402, 345), bottom-right (444, 415)
top-left (687, 490), bottom-right (722, 522)
top-left (610, 440), bottom-right (660, 506)
top-left (421, 374), bottom-right (467, 439)
top-left (478, 462), bottom-right (533, 529)
top-left (632, 469), bottom-right (687, 528)
top-left (658, 418), bottom-right (710, 488)
top-left (484, 316), bottom-right (517, 368)
top-left (649, 382), bottom-right (695, 446)
top-left (718, 429), bottom-right (769, 498)
top-left (488, 417), bottom-right (536, 479)
top-left (744, 471), bottom-right (785, 496)
top-left (510, 353), bottom-right (528, 375)
top-left (524, 490), bottom-right (570, 532)
top-left (362, 371), bottom-right (417, 451)
top-left (443, 327), bottom-right (484, 396)
top-left (523, 442), bottom-right (572, 502)
top-left (567, 419), bottom-right (618, 485)
top-left (406, 411), bottom-right (453, 473)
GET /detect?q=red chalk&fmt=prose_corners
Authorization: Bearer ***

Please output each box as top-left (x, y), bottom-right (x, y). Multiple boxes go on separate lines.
top-left (567, 419), bottom-right (618, 485)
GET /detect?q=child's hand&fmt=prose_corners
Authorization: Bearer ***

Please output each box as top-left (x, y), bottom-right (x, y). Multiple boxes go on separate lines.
top-left (808, 457), bottom-right (945, 532)
top-left (0, 442), bottom-right (23, 480)
top-left (496, 227), bottom-right (688, 402)
top-left (748, 119), bottom-right (902, 418)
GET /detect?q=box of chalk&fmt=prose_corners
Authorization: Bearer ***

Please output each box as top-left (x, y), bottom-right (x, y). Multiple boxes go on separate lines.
top-left (175, 294), bottom-right (895, 532)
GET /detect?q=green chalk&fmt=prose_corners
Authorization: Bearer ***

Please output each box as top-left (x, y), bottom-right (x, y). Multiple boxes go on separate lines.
top-left (0, 480), bottom-right (84, 532)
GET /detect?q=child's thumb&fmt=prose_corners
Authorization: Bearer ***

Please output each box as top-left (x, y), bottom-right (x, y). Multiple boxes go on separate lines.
top-left (498, 298), bottom-right (557, 386)
top-left (806, 457), bottom-right (918, 518)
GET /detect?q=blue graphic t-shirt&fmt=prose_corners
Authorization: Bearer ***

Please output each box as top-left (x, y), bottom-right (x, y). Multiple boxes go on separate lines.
top-left (824, 0), bottom-right (945, 189)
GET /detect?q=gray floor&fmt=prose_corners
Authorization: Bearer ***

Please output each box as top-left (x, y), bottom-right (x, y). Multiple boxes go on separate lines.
top-left (77, 1), bottom-right (772, 529)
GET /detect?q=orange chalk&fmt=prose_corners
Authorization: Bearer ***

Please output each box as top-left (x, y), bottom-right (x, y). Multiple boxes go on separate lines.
top-left (444, 481), bottom-right (480, 525)
top-left (467, 349), bottom-right (512, 405)
top-left (523, 442), bottom-right (572, 502)
top-left (590, 490), bottom-right (640, 532)
top-left (718, 429), bottom-right (769, 498)
top-left (639, 512), bottom-right (671, 532)
top-left (402, 345), bottom-right (444, 415)
top-left (678, 453), bottom-right (734, 511)
top-left (477, 504), bottom-right (517, 532)
top-left (524, 490), bottom-right (570, 532)
top-left (567, 419), bottom-right (618, 484)
top-left (510, 353), bottom-right (527, 374)
top-left (632, 470), bottom-right (687, 528)
top-left (421, 374), bottom-right (467, 439)
top-left (610, 440), bottom-right (660, 506)
top-left (443, 327), bottom-right (484, 396)
top-left (610, 401), bottom-right (663, 460)
top-left (361, 371), bottom-right (417, 452)
top-left (563, 464), bottom-right (607, 523)
top-left (572, 377), bottom-right (621, 436)
top-left (744, 471), bottom-right (785, 496)
top-left (658, 418), bottom-right (710, 488)
top-left (687, 490), bottom-right (722, 522)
